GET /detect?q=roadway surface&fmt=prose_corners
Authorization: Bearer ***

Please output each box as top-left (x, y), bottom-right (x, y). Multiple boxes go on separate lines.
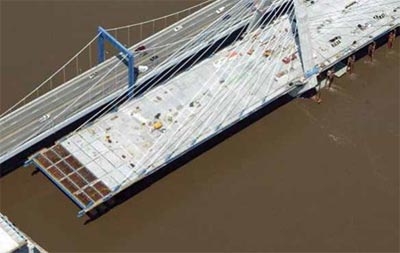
top-left (0, 0), bottom-right (255, 163)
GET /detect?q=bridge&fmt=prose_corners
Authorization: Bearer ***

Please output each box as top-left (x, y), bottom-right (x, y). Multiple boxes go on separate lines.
top-left (1, 0), bottom-right (399, 215)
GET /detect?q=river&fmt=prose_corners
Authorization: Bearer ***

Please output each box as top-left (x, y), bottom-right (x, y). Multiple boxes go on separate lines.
top-left (0, 1), bottom-right (398, 252)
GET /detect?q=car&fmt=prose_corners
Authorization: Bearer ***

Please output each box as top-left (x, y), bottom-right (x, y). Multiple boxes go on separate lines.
top-left (135, 45), bottom-right (146, 52)
top-left (216, 6), bottom-right (225, 14)
top-left (222, 14), bottom-right (231, 21)
top-left (39, 114), bottom-right (50, 123)
top-left (174, 25), bottom-right (183, 32)
top-left (89, 71), bottom-right (98, 79)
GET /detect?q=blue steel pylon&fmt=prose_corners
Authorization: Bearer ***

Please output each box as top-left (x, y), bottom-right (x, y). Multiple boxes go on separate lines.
top-left (97, 26), bottom-right (135, 98)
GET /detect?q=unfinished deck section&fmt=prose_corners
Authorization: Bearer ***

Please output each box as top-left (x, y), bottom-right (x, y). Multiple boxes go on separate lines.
top-left (32, 13), bottom-right (302, 213)
top-left (30, 0), bottom-right (399, 215)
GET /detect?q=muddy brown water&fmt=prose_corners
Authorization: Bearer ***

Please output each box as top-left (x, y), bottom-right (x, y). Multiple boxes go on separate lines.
top-left (0, 1), bottom-right (399, 252)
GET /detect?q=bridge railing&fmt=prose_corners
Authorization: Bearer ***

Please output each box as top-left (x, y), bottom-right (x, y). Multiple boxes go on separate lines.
top-left (0, 0), bottom-right (215, 118)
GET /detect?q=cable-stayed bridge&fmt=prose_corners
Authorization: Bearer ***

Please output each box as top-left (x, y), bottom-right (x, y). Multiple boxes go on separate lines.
top-left (1, 0), bottom-right (398, 216)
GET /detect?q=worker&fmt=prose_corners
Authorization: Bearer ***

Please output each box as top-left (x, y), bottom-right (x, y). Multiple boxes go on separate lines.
top-left (388, 31), bottom-right (395, 49)
top-left (326, 68), bottom-right (335, 88)
top-left (368, 41), bottom-right (376, 62)
top-left (347, 55), bottom-right (356, 74)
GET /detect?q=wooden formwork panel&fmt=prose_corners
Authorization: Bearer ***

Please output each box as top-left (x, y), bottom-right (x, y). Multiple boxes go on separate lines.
top-left (69, 172), bottom-right (86, 188)
top-left (65, 156), bottom-right (83, 170)
top-left (56, 161), bottom-right (74, 175)
top-left (33, 146), bottom-right (113, 209)
top-left (93, 181), bottom-right (111, 196)
top-left (74, 192), bottom-right (91, 206)
top-left (36, 154), bottom-right (52, 168)
top-left (60, 178), bottom-right (79, 193)
top-left (44, 150), bottom-right (61, 164)
top-left (53, 144), bottom-right (70, 158)
top-left (83, 186), bottom-right (102, 202)
top-left (47, 166), bottom-right (64, 180)
top-left (78, 168), bottom-right (97, 183)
